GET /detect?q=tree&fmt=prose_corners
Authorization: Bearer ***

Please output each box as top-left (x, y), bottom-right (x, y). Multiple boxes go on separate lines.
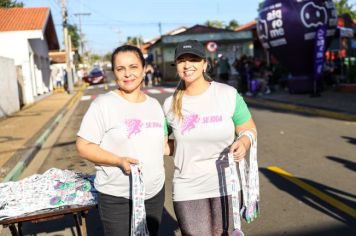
top-left (334, 0), bottom-right (356, 18)
top-left (67, 24), bottom-right (80, 50)
top-left (90, 53), bottom-right (101, 63)
top-left (103, 52), bottom-right (112, 62)
top-left (126, 36), bottom-right (143, 47)
top-left (225, 19), bottom-right (240, 30)
top-left (204, 20), bottom-right (224, 29)
top-left (83, 51), bottom-right (102, 66)
top-left (204, 19), bottom-right (239, 30)
top-left (0, 0), bottom-right (23, 7)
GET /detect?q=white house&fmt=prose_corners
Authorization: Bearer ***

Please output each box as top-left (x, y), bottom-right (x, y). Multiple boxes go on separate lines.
top-left (0, 7), bottom-right (59, 105)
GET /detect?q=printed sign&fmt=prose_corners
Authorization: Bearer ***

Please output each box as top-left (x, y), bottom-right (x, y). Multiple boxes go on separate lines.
top-left (257, 0), bottom-right (337, 76)
top-left (314, 25), bottom-right (327, 80)
top-left (206, 41), bottom-right (218, 52)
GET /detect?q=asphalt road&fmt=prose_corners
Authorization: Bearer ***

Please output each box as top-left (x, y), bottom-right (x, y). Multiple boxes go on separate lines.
top-left (7, 80), bottom-right (355, 236)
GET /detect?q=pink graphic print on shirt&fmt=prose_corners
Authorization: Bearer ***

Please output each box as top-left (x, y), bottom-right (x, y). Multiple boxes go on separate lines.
top-left (181, 114), bottom-right (200, 135)
top-left (125, 119), bottom-right (143, 138)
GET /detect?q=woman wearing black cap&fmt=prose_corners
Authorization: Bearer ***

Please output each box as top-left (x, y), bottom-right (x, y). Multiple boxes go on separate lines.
top-left (163, 40), bottom-right (259, 235)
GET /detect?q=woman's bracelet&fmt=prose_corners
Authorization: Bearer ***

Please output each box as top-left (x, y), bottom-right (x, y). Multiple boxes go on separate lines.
top-left (236, 129), bottom-right (257, 146)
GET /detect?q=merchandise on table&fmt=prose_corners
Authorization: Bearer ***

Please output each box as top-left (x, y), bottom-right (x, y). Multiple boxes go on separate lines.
top-left (0, 168), bottom-right (97, 220)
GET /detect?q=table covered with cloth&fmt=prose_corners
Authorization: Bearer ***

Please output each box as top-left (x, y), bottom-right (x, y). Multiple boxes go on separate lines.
top-left (0, 168), bottom-right (97, 220)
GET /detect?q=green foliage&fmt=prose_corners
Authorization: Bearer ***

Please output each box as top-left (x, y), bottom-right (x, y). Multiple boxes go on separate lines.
top-left (204, 19), bottom-right (239, 30)
top-left (0, 0), bottom-right (23, 7)
top-left (334, 0), bottom-right (356, 18)
top-left (126, 36), bottom-right (144, 47)
top-left (83, 51), bottom-right (103, 65)
top-left (67, 24), bottom-right (80, 50)
top-left (90, 54), bottom-right (101, 62)
top-left (204, 20), bottom-right (224, 28)
top-left (225, 19), bottom-right (240, 30)
top-left (103, 52), bottom-right (112, 62)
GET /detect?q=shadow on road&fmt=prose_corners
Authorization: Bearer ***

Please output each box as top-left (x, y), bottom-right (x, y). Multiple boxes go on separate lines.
top-left (260, 225), bottom-right (356, 236)
top-left (159, 207), bottom-right (180, 236)
top-left (20, 207), bottom-right (104, 236)
top-left (341, 136), bottom-right (356, 146)
top-left (260, 167), bottom-right (356, 235)
top-left (0, 136), bottom-right (23, 144)
top-left (326, 155), bottom-right (356, 172)
top-left (19, 206), bottom-right (179, 236)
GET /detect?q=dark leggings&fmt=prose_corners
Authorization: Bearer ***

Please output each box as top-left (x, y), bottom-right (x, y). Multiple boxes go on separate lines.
top-left (98, 186), bottom-right (165, 236)
top-left (174, 196), bottom-right (233, 236)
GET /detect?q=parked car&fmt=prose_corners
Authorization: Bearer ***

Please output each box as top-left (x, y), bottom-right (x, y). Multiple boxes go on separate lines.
top-left (82, 68), bottom-right (106, 85)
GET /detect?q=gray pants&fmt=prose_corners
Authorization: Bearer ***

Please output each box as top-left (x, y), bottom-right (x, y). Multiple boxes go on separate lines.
top-left (174, 196), bottom-right (234, 235)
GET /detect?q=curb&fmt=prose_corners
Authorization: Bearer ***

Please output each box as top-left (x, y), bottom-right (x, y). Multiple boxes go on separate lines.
top-left (244, 97), bottom-right (356, 122)
top-left (2, 88), bottom-right (84, 183)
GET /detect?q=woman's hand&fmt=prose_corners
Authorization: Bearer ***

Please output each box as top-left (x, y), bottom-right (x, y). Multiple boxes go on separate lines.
top-left (229, 136), bottom-right (251, 162)
top-left (232, 118), bottom-right (257, 162)
top-left (76, 137), bottom-right (139, 174)
top-left (118, 157), bottom-right (139, 175)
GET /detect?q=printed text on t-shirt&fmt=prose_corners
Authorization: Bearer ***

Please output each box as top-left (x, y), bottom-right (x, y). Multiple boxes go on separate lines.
top-left (181, 114), bottom-right (222, 135)
top-left (125, 119), bottom-right (162, 138)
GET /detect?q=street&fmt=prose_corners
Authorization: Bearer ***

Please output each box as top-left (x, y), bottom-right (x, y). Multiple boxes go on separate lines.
top-left (1, 2), bottom-right (355, 236)
top-left (3, 76), bottom-right (355, 236)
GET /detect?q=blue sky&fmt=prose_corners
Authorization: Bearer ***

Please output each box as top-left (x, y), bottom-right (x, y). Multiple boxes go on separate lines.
top-left (22, 0), bottom-right (261, 55)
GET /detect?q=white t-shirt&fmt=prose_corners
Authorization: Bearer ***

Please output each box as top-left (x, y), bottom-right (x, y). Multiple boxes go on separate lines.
top-left (77, 91), bottom-right (166, 200)
top-left (163, 81), bottom-right (251, 201)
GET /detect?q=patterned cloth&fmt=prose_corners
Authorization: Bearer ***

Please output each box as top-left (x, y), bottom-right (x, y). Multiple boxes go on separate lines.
top-left (228, 129), bottom-right (259, 235)
top-left (130, 163), bottom-right (149, 236)
top-left (237, 130), bottom-right (259, 223)
top-left (0, 168), bottom-right (97, 220)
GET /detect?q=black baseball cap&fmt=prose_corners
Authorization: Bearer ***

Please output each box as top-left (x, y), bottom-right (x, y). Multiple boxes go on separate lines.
top-left (174, 40), bottom-right (206, 61)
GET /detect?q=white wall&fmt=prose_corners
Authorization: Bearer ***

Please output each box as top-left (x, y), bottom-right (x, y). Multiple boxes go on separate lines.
top-left (0, 30), bottom-right (53, 105)
top-left (0, 56), bottom-right (20, 118)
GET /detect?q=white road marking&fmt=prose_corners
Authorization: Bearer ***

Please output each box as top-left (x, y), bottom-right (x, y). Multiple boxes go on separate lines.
top-left (162, 88), bottom-right (175, 93)
top-left (80, 95), bottom-right (92, 101)
top-left (146, 89), bottom-right (162, 94)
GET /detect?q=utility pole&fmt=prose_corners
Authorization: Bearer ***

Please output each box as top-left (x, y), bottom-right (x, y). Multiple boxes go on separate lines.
top-left (158, 22), bottom-right (162, 36)
top-left (61, 0), bottom-right (74, 94)
top-left (114, 29), bottom-right (122, 46)
top-left (74, 12), bottom-right (91, 55)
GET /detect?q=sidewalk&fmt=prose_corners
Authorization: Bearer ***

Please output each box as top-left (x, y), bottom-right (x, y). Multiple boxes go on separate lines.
top-left (0, 89), bottom-right (82, 183)
top-left (244, 88), bottom-right (356, 121)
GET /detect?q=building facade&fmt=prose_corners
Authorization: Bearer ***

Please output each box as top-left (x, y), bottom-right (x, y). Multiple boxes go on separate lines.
top-left (147, 25), bottom-right (254, 81)
top-left (0, 7), bottom-right (59, 106)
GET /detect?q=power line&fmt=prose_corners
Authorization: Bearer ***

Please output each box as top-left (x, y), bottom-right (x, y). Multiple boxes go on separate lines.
top-left (74, 12), bottom-right (91, 55)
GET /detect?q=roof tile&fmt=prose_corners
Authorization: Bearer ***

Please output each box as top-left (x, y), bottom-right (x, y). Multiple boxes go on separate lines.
top-left (0, 7), bottom-right (49, 32)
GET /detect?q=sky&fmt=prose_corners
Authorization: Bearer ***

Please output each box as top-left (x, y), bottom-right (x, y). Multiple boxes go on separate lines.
top-left (21, 0), bottom-right (262, 55)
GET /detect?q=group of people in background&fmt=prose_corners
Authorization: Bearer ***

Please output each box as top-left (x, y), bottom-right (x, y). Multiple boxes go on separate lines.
top-left (143, 63), bottom-right (162, 87)
top-left (230, 54), bottom-right (347, 96)
top-left (209, 54), bottom-right (277, 96)
top-left (76, 40), bottom-right (259, 235)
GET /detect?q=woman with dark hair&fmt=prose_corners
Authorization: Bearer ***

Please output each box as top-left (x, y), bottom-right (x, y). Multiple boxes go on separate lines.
top-left (164, 40), bottom-right (259, 235)
top-left (76, 45), bottom-right (168, 236)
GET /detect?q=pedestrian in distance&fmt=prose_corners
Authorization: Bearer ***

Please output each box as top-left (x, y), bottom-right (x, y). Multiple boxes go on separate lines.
top-left (76, 45), bottom-right (169, 236)
top-left (153, 64), bottom-right (162, 86)
top-left (145, 63), bottom-right (154, 87)
top-left (164, 40), bottom-right (260, 235)
top-left (217, 54), bottom-right (231, 82)
top-left (55, 67), bottom-right (64, 89)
